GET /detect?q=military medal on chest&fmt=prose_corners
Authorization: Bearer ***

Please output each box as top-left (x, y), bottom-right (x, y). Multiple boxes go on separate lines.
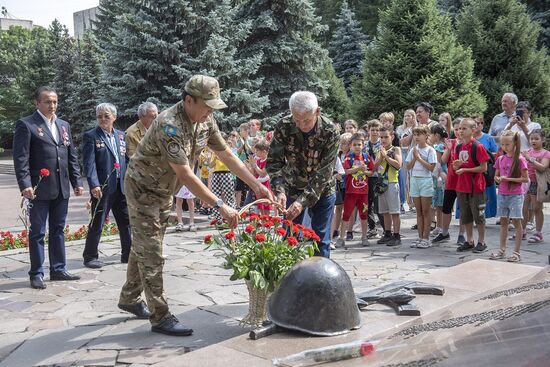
top-left (118, 135), bottom-right (126, 154)
top-left (95, 139), bottom-right (105, 149)
top-left (61, 126), bottom-right (70, 146)
top-left (37, 127), bottom-right (44, 137)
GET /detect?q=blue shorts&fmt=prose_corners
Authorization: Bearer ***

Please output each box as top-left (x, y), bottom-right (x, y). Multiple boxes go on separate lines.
top-left (496, 194), bottom-right (524, 219)
top-left (410, 176), bottom-right (434, 198)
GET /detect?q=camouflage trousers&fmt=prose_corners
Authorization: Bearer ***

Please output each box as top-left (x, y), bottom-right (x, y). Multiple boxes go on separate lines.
top-left (119, 177), bottom-right (172, 325)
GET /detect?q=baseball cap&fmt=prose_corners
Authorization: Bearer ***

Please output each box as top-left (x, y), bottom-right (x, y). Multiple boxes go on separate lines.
top-left (184, 75), bottom-right (227, 109)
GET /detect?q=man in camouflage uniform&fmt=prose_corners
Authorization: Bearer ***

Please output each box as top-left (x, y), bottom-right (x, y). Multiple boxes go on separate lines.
top-left (267, 91), bottom-right (339, 258)
top-left (118, 75), bottom-right (272, 336)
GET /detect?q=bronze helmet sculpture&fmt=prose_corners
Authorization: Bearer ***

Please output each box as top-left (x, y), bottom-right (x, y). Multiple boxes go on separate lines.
top-left (267, 257), bottom-right (362, 336)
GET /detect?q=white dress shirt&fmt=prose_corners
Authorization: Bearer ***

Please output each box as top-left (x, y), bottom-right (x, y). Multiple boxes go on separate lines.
top-left (37, 110), bottom-right (58, 143)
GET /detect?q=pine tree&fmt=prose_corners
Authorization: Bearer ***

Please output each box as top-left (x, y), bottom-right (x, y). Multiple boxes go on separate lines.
top-left (436, 0), bottom-right (464, 19)
top-left (328, 0), bottom-right (368, 94)
top-left (318, 60), bottom-right (352, 123)
top-left (522, 0), bottom-right (549, 51)
top-left (97, 0), bottom-right (201, 123)
top-left (313, 0), bottom-right (386, 43)
top-left (50, 22), bottom-right (78, 119)
top-left (352, 0), bottom-right (486, 121)
top-left (192, 0), bottom-right (269, 131)
top-left (456, 0), bottom-right (550, 120)
top-left (236, 0), bottom-right (332, 124)
top-left (68, 32), bottom-right (103, 144)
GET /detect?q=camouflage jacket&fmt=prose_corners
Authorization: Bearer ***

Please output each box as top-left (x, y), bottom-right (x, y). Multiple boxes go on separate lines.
top-left (125, 119), bottom-right (147, 158)
top-left (126, 101), bottom-right (226, 199)
top-left (267, 114), bottom-right (338, 208)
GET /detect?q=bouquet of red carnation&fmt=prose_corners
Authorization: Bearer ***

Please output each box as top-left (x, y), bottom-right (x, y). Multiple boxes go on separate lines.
top-left (204, 200), bottom-right (319, 292)
top-left (19, 168), bottom-right (51, 229)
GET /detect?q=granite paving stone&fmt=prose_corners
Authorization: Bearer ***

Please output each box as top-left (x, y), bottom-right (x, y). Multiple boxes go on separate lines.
top-left (0, 207), bottom-right (549, 366)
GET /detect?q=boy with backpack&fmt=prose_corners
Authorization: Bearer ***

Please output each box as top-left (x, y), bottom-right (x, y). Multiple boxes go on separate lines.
top-left (454, 118), bottom-right (491, 253)
top-left (340, 132), bottom-right (374, 247)
top-left (374, 127), bottom-right (402, 246)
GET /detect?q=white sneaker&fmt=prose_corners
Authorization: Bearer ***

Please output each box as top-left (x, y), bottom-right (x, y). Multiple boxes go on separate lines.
top-left (410, 238), bottom-right (422, 248)
top-left (431, 227), bottom-right (441, 237)
top-left (188, 224), bottom-right (197, 232)
top-left (416, 239), bottom-right (432, 249)
top-left (526, 222), bottom-right (535, 232)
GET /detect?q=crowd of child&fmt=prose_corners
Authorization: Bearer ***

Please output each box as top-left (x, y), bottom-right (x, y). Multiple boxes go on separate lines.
top-left (329, 98), bottom-right (549, 263)
top-left (175, 95), bottom-right (549, 263)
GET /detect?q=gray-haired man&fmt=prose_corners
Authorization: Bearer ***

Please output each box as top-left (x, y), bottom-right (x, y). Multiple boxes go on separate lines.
top-left (267, 91), bottom-right (339, 258)
top-left (126, 102), bottom-right (158, 157)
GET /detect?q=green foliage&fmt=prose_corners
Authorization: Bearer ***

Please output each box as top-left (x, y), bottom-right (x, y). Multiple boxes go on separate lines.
top-left (522, 0), bottom-right (549, 50)
top-left (328, 0), bottom-right (368, 94)
top-left (0, 25), bottom-right (56, 146)
top-left (50, 22), bottom-right (78, 119)
top-left (193, 0), bottom-right (269, 131)
top-left (313, 0), bottom-right (386, 43)
top-left (97, 0), bottom-right (201, 122)
top-left (236, 0), bottom-right (332, 126)
top-left (68, 32), bottom-right (103, 146)
top-left (353, 0), bottom-right (486, 121)
top-left (318, 61), bottom-right (352, 124)
top-left (456, 0), bottom-right (550, 121)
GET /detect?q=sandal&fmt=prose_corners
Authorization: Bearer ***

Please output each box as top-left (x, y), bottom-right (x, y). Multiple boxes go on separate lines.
top-left (507, 251), bottom-right (521, 262)
top-left (528, 233), bottom-right (543, 244)
top-left (175, 223), bottom-right (184, 232)
top-left (508, 233), bottom-right (526, 241)
top-left (489, 249), bottom-right (506, 260)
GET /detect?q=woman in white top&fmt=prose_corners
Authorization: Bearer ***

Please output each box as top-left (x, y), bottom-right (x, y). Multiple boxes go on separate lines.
top-left (396, 109), bottom-right (417, 210)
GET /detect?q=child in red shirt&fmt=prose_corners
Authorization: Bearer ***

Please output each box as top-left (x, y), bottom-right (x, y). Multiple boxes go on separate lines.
top-left (340, 133), bottom-right (374, 247)
top-left (454, 118), bottom-right (490, 253)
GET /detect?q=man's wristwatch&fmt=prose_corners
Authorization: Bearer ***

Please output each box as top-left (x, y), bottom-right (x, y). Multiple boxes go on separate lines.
top-left (214, 198), bottom-right (224, 209)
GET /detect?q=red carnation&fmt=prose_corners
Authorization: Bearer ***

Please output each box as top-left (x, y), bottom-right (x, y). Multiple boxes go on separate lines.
top-left (249, 214), bottom-right (260, 221)
top-left (272, 217), bottom-right (282, 224)
top-left (263, 221), bottom-right (274, 228)
top-left (39, 168), bottom-right (50, 177)
top-left (360, 342), bottom-right (375, 356)
top-left (245, 224), bottom-right (255, 233)
top-left (260, 215), bottom-right (271, 221)
top-left (282, 219), bottom-right (292, 226)
top-left (210, 219), bottom-right (218, 225)
top-left (292, 225), bottom-right (300, 234)
top-left (204, 234), bottom-right (213, 243)
top-left (275, 227), bottom-right (286, 236)
top-left (287, 236), bottom-right (298, 246)
top-left (255, 233), bottom-right (266, 242)
top-left (113, 162), bottom-right (121, 169)
top-left (225, 231), bottom-right (236, 240)
top-left (240, 212), bottom-right (249, 219)
top-left (311, 234), bottom-right (321, 242)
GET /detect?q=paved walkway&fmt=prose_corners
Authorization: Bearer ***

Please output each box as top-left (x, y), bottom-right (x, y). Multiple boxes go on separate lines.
top-left (0, 207), bottom-right (549, 366)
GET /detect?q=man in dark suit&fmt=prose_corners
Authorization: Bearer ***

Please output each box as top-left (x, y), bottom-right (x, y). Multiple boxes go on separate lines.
top-left (13, 86), bottom-right (84, 289)
top-left (82, 103), bottom-right (132, 269)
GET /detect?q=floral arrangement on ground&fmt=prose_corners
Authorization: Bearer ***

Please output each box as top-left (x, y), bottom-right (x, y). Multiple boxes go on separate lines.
top-left (204, 212), bottom-right (320, 292)
top-left (0, 223), bottom-right (119, 251)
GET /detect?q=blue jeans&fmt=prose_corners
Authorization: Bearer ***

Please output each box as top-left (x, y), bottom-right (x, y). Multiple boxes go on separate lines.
top-left (398, 167), bottom-right (406, 205)
top-left (287, 193), bottom-right (336, 258)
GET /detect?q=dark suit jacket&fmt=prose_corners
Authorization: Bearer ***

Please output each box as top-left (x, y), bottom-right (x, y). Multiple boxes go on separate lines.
top-left (82, 127), bottom-right (128, 195)
top-left (13, 111), bottom-right (83, 200)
